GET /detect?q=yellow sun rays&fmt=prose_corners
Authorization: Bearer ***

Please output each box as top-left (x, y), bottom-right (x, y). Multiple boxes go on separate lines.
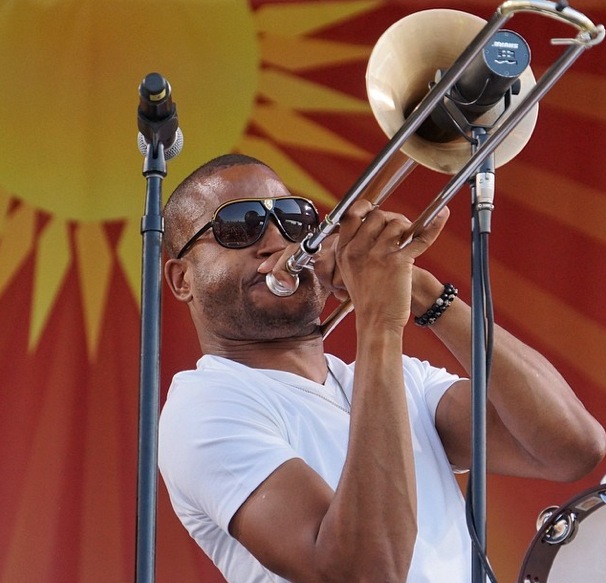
top-left (0, 1), bottom-right (382, 359)
top-left (0, 189), bottom-right (37, 303)
top-left (0, 202), bottom-right (115, 359)
top-left (249, 3), bottom-right (379, 209)
top-left (9, 0), bottom-right (604, 362)
top-left (74, 223), bottom-right (114, 357)
top-left (254, 74), bottom-right (370, 168)
top-left (259, 35), bottom-right (372, 71)
top-left (30, 217), bottom-right (71, 352)
top-left (254, 0), bottom-right (378, 36)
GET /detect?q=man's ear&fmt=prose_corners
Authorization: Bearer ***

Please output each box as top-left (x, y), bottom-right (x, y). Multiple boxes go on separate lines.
top-left (164, 258), bottom-right (193, 303)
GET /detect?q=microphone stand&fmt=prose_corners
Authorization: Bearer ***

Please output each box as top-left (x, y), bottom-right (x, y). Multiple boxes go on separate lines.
top-left (468, 127), bottom-right (496, 583)
top-left (135, 140), bottom-right (167, 583)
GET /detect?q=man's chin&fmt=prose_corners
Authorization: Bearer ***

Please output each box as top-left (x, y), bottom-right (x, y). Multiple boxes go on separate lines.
top-left (243, 273), bottom-right (328, 331)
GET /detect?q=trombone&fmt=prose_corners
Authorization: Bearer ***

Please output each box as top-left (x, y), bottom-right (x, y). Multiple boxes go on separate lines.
top-left (264, 0), bottom-right (604, 338)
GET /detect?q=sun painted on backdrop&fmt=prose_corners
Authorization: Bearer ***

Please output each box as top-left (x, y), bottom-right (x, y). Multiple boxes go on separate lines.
top-left (0, 1), bottom-right (258, 221)
top-left (0, 0), bottom-right (377, 355)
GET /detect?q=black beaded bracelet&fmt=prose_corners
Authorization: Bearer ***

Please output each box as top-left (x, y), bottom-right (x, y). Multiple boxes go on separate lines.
top-left (414, 283), bottom-right (458, 327)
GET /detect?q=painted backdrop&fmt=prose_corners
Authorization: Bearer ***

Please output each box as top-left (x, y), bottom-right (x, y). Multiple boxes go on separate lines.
top-left (1, 1), bottom-right (605, 582)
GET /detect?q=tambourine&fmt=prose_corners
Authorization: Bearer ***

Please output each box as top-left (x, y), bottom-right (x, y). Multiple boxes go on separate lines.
top-left (518, 482), bottom-right (606, 582)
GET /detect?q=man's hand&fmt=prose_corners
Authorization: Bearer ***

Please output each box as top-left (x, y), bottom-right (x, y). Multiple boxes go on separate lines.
top-left (336, 200), bottom-right (450, 332)
top-left (258, 202), bottom-right (449, 310)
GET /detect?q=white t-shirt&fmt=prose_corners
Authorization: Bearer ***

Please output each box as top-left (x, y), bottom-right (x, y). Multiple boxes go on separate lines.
top-left (159, 353), bottom-right (471, 582)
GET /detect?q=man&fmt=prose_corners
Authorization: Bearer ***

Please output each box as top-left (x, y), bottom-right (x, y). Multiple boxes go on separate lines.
top-left (159, 153), bottom-right (605, 583)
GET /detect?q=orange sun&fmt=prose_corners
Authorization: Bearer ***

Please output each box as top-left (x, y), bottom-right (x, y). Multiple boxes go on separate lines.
top-left (0, 0), bottom-right (378, 358)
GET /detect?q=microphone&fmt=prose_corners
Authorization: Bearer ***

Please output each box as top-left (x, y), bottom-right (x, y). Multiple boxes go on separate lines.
top-left (416, 29), bottom-right (531, 143)
top-left (137, 72), bottom-right (184, 160)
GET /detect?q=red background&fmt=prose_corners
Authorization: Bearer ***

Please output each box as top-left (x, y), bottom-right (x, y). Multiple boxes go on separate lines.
top-left (1, 1), bottom-right (605, 582)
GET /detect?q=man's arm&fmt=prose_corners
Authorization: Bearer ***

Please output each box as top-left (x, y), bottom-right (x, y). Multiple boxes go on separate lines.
top-left (230, 204), bottom-right (450, 583)
top-left (230, 327), bottom-right (418, 583)
top-left (412, 268), bottom-right (606, 481)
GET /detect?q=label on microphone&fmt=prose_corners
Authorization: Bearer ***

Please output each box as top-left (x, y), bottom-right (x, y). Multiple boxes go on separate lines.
top-left (484, 30), bottom-right (530, 79)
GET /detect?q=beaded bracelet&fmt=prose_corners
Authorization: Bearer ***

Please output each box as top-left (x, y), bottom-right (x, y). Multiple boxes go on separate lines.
top-left (414, 283), bottom-right (458, 327)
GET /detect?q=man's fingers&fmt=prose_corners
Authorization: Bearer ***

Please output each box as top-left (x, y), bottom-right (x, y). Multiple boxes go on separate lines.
top-left (399, 206), bottom-right (450, 257)
top-left (258, 245), bottom-right (300, 294)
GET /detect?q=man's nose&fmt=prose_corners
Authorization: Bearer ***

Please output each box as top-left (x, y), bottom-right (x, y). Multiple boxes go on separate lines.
top-left (256, 217), bottom-right (288, 255)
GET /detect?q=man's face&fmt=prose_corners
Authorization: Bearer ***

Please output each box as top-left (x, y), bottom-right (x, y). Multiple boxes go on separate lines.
top-left (182, 164), bottom-right (329, 342)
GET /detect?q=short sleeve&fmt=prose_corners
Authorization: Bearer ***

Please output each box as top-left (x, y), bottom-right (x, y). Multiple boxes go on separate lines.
top-left (159, 371), bottom-right (299, 534)
top-left (403, 355), bottom-right (464, 423)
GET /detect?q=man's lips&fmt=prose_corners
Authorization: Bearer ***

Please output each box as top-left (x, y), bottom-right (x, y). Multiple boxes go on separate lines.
top-left (249, 273), bottom-right (267, 287)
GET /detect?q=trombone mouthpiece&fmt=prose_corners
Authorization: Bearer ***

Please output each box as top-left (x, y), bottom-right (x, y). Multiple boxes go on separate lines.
top-left (265, 272), bottom-right (300, 296)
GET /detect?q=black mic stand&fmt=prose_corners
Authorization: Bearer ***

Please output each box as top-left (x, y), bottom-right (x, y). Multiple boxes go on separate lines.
top-left (468, 127), bottom-right (496, 583)
top-left (135, 136), bottom-right (168, 583)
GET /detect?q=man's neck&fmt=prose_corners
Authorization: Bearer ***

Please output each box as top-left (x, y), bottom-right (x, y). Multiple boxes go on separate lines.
top-left (200, 332), bottom-right (328, 384)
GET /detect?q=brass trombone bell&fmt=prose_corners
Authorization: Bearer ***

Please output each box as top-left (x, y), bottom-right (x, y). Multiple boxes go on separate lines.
top-left (265, 1), bottom-right (605, 318)
top-left (366, 9), bottom-right (539, 175)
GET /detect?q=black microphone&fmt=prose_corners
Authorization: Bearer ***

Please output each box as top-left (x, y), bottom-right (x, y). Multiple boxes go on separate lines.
top-left (137, 72), bottom-right (183, 160)
top-left (416, 29), bottom-right (531, 143)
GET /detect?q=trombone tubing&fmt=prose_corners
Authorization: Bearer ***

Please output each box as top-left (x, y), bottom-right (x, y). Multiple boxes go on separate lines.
top-left (499, 0), bottom-right (603, 38)
top-left (284, 0), bottom-right (604, 279)
top-left (319, 3), bottom-right (604, 338)
top-left (284, 5), bottom-right (513, 276)
top-left (398, 41), bottom-right (598, 250)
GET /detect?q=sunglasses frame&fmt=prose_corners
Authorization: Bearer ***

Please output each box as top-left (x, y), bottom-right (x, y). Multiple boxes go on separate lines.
top-left (176, 196), bottom-right (319, 258)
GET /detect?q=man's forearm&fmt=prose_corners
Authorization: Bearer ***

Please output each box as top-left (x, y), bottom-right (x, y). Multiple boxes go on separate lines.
top-left (414, 269), bottom-right (606, 480)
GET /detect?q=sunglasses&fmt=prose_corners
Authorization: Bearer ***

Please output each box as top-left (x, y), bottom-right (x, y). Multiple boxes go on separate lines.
top-left (177, 196), bottom-right (319, 258)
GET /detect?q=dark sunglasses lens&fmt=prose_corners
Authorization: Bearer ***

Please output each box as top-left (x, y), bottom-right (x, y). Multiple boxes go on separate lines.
top-left (212, 198), bottom-right (318, 248)
top-left (214, 201), bottom-right (266, 248)
top-left (274, 199), bottom-right (318, 242)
